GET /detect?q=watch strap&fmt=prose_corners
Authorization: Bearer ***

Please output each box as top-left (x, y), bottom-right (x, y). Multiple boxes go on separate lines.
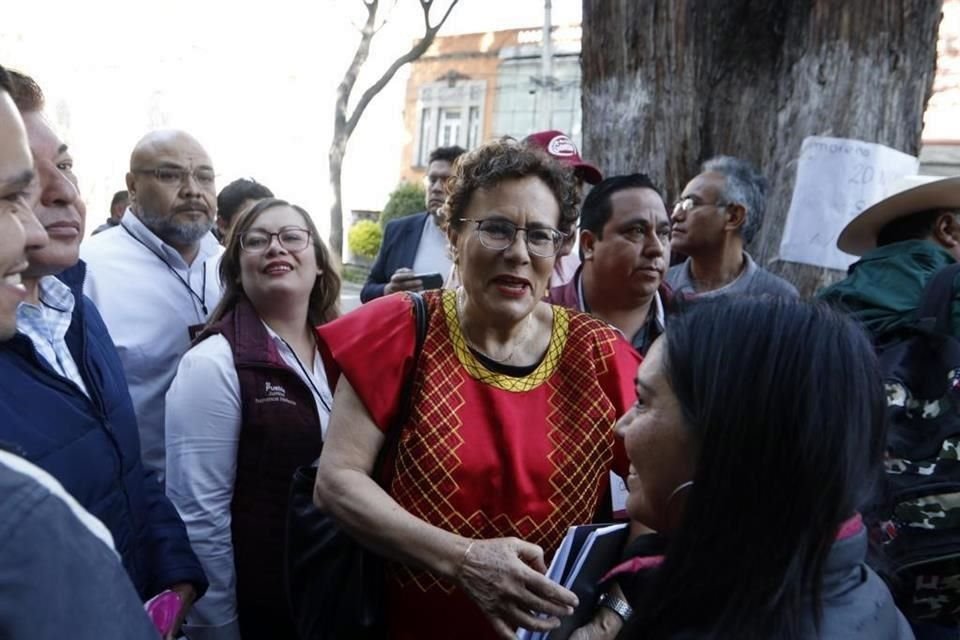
top-left (597, 592), bottom-right (633, 621)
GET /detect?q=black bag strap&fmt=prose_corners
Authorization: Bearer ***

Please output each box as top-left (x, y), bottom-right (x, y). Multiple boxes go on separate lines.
top-left (372, 291), bottom-right (429, 483)
top-left (917, 262), bottom-right (960, 335)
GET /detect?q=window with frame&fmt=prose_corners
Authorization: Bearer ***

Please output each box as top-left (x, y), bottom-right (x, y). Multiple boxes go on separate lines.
top-left (413, 79), bottom-right (486, 166)
top-left (492, 54), bottom-right (582, 145)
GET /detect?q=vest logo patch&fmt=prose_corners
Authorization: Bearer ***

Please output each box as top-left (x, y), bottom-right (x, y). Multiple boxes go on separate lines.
top-left (255, 381), bottom-right (297, 406)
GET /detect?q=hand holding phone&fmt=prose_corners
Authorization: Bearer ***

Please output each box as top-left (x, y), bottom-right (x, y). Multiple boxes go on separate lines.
top-left (144, 590), bottom-right (182, 636)
top-left (415, 272), bottom-right (444, 290)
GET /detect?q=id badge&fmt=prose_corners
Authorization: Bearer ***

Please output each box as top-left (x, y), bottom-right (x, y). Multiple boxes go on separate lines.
top-left (188, 323), bottom-right (206, 341)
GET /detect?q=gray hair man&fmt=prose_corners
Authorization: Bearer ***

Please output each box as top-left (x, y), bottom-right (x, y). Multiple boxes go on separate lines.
top-left (667, 156), bottom-right (797, 297)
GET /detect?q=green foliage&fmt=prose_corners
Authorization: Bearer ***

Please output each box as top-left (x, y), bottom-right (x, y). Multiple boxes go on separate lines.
top-left (341, 263), bottom-right (370, 284)
top-left (347, 219), bottom-right (383, 260)
top-left (380, 181), bottom-right (426, 228)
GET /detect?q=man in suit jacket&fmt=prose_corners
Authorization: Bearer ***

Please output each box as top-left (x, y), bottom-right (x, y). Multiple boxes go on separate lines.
top-left (361, 145), bottom-right (466, 302)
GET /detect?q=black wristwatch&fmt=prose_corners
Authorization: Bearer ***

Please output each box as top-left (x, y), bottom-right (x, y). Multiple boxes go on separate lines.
top-left (597, 592), bottom-right (633, 622)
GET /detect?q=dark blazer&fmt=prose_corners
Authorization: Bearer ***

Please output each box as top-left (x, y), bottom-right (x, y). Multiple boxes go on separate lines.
top-left (361, 212), bottom-right (429, 302)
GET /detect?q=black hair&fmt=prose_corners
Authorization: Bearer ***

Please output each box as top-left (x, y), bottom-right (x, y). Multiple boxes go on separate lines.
top-left (110, 190), bottom-right (129, 207)
top-left (0, 65), bottom-right (11, 96)
top-left (6, 69), bottom-right (44, 112)
top-left (579, 173), bottom-right (662, 236)
top-left (216, 178), bottom-right (274, 227)
top-left (629, 296), bottom-right (886, 639)
top-left (428, 146), bottom-right (467, 165)
top-left (877, 209), bottom-right (948, 246)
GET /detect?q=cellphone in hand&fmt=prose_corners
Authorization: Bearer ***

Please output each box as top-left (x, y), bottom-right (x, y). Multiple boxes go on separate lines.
top-left (416, 272), bottom-right (444, 290)
top-left (144, 589), bottom-right (182, 636)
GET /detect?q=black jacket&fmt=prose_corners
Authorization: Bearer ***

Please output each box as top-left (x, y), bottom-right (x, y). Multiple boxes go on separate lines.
top-left (361, 212), bottom-right (429, 302)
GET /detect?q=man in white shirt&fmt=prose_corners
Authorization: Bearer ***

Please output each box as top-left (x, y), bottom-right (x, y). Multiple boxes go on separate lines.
top-left (82, 129), bottom-right (224, 475)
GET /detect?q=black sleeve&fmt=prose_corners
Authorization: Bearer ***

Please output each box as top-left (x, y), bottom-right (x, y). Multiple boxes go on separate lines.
top-left (361, 220), bottom-right (397, 302)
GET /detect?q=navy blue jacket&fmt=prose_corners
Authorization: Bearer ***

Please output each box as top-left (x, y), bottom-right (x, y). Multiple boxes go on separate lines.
top-left (0, 262), bottom-right (207, 600)
top-left (360, 211), bottom-right (429, 302)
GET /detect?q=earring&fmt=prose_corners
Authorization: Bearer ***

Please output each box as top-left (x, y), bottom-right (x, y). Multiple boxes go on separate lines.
top-left (664, 480), bottom-right (693, 519)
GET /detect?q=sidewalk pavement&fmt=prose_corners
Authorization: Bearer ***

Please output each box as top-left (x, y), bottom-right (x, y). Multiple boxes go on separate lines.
top-left (340, 281), bottom-right (362, 313)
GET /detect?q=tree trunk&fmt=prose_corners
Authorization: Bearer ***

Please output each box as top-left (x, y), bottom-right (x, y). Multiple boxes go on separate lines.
top-left (329, 135), bottom-right (346, 262)
top-left (581, 0), bottom-right (942, 296)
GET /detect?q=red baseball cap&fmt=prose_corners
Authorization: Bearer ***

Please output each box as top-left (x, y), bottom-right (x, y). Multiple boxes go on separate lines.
top-left (523, 130), bottom-right (603, 185)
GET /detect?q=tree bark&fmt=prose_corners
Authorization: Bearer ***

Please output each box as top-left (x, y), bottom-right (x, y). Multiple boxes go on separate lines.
top-left (328, 0), bottom-right (459, 259)
top-left (581, 0), bottom-right (943, 296)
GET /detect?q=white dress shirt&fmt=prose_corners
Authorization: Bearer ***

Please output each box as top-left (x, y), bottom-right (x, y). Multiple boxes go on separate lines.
top-left (81, 211), bottom-right (224, 476)
top-left (165, 325), bottom-right (331, 640)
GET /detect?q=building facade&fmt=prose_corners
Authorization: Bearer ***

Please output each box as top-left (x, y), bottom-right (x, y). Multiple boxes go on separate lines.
top-left (399, 25), bottom-right (583, 184)
top-left (400, 7), bottom-right (960, 183)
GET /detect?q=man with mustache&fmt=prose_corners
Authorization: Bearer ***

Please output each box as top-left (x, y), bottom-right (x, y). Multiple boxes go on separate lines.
top-left (0, 70), bottom-right (206, 638)
top-left (548, 173), bottom-right (672, 356)
top-left (82, 129), bottom-right (223, 476)
top-left (667, 156), bottom-right (797, 298)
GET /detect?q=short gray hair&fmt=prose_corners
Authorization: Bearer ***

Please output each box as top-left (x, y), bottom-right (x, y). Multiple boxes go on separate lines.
top-left (702, 156), bottom-right (767, 244)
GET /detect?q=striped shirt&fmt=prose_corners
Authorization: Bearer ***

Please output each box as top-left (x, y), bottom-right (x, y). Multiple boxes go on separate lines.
top-left (16, 275), bottom-right (89, 397)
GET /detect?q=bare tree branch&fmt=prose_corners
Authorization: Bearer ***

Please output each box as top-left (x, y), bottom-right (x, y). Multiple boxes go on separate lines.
top-left (334, 0), bottom-right (379, 136)
top-left (374, 0), bottom-right (399, 34)
top-left (425, 0), bottom-right (457, 31)
top-left (344, 0), bottom-right (460, 137)
top-left (327, 0), bottom-right (459, 257)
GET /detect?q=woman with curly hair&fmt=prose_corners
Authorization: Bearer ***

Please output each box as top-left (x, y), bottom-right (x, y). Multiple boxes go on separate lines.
top-left (315, 139), bottom-right (641, 639)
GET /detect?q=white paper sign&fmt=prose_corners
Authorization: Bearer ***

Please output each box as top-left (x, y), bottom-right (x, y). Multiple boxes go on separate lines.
top-left (778, 136), bottom-right (919, 271)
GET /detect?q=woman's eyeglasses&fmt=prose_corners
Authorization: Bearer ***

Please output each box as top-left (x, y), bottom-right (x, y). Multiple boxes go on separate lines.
top-left (239, 226), bottom-right (311, 253)
top-left (459, 218), bottom-right (567, 258)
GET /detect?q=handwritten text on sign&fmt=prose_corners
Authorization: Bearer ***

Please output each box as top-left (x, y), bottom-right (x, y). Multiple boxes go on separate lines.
top-left (779, 136), bottom-right (918, 271)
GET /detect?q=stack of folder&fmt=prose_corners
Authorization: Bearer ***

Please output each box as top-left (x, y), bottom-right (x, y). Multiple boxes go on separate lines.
top-left (518, 523), bottom-right (629, 640)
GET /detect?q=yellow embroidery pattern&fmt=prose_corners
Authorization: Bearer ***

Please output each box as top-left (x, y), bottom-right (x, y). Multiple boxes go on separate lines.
top-left (441, 288), bottom-right (569, 393)
top-left (387, 293), bottom-right (626, 595)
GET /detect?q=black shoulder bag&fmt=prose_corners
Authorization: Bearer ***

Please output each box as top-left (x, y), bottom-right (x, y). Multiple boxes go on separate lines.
top-left (285, 292), bottom-right (429, 640)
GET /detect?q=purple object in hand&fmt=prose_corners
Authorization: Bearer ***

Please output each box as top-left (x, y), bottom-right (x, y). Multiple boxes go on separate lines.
top-left (144, 590), bottom-right (182, 636)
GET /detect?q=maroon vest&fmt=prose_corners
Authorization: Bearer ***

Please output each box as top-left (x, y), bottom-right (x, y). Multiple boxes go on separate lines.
top-left (203, 298), bottom-right (324, 635)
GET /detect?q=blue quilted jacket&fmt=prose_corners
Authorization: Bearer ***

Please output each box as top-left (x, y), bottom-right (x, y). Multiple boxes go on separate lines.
top-left (0, 261), bottom-right (207, 600)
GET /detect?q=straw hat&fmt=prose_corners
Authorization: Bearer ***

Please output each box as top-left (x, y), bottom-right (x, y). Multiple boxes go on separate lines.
top-left (837, 175), bottom-right (960, 256)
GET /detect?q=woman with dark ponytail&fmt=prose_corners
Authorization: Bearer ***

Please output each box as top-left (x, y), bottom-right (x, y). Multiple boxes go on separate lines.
top-left (604, 297), bottom-right (912, 639)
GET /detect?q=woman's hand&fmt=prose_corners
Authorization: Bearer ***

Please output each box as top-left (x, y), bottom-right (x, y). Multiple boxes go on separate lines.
top-left (455, 537), bottom-right (579, 639)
